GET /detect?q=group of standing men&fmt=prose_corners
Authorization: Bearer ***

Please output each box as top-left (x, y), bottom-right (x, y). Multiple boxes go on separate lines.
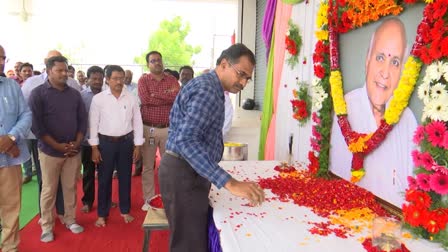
top-left (0, 43), bottom-right (264, 252)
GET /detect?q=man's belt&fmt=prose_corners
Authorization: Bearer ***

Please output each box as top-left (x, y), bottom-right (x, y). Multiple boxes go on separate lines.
top-left (143, 122), bottom-right (169, 128)
top-left (165, 150), bottom-right (184, 160)
top-left (98, 131), bottom-right (133, 142)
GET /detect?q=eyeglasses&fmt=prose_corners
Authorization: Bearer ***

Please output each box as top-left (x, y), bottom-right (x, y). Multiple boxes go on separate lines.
top-left (149, 58), bottom-right (162, 64)
top-left (229, 62), bottom-right (252, 82)
top-left (110, 77), bottom-right (125, 82)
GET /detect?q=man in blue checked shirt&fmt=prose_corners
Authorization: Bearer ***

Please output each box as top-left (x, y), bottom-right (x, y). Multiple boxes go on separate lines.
top-left (0, 44), bottom-right (32, 252)
top-left (159, 43), bottom-right (265, 252)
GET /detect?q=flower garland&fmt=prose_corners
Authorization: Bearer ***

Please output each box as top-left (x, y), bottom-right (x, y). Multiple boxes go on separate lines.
top-left (308, 0), bottom-right (448, 248)
top-left (291, 80), bottom-right (312, 126)
top-left (328, 0), bottom-right (425, 183)
top-left (308, 0), bottom-right (444, 182)
top-left (285, 19), bottom-right (303, 69)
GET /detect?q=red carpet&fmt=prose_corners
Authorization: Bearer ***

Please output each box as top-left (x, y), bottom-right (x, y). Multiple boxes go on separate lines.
top-left (18, 163), bottom-right (169, 252)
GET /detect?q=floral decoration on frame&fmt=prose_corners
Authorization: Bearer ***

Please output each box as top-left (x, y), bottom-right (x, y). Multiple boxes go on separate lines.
top-left (308, 0), bottom-right (448, 249)
top-left (291, 80), bottom-right (312, 126)
top-left (285, 19), bottom-right (303, 69)
top-left (402, 60), bottom-right (448, 248)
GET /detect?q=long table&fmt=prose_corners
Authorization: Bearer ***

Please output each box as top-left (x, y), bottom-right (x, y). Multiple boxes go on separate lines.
top-left (209, 161), bottom-right (444, 252)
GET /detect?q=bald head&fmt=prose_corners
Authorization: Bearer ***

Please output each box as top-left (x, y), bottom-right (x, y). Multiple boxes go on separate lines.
top-left (365, 17), bottom-right (407, 116)
top-left (44, 50), bottom-right (62, 65)
top-left (367, 18), bottom-right (406, 61)
top-left (124, 70), bottom-right (133, 85)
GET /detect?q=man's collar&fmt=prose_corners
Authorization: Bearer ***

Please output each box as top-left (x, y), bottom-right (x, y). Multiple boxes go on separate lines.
top-left (44, 80), bottom-right (69, 90)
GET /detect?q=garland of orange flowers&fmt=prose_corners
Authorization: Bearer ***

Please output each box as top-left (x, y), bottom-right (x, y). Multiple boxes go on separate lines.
top-left (327, 0), bottom-right (423, 183)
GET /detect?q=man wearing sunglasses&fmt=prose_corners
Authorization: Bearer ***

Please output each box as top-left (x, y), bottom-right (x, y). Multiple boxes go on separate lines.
top-left (159, 43), bottom-right (265, 252)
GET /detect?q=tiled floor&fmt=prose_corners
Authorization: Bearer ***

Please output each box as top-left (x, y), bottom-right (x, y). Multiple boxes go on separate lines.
top-left (224, 108), bottom-right (261, 160)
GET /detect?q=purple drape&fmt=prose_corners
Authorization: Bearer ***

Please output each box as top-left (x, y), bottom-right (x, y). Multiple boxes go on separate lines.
top-left (208, 207), bottom-right (222, 252)
top-left (262, 0), bottom-right (277, 60)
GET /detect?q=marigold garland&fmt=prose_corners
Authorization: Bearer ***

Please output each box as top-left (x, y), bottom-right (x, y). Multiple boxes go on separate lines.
top-left (308, 0), bottom-right (448, 249)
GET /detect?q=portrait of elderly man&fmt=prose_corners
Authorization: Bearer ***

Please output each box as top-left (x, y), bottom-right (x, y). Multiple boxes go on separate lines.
top-left (330, 17), bottom-right (418, 207)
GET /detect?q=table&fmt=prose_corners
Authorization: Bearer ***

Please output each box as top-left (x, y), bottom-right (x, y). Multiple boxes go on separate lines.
top-left (141, 207), bottom-right (169, 252)
top-left (209, 161), bottom-right (444, 252)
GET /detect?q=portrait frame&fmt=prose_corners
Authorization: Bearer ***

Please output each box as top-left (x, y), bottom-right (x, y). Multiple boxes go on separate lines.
top-left (308, 0), bottom-right (434, 212)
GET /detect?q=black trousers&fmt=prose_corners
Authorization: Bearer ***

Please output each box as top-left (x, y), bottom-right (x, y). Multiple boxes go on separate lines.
top-left (97, 136), bottom-right (133, 217)
top-left (81, 145), bottom-right (96, 207)
top-left (159, 153), bottom-right (211, 252)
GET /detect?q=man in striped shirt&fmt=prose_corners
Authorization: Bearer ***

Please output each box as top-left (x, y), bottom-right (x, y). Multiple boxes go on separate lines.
top-left (159, 44), bottom-right (265, 252)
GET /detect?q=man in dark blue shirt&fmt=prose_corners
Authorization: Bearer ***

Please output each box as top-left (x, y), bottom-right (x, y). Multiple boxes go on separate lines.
top-left (160, 44), bottom-right (265, 252)
top-left (29, 56), bottom-right (87, 243)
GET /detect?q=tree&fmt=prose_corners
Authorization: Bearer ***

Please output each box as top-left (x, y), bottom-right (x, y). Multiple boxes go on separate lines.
top-left (135, 16), bottom-right (201, 70)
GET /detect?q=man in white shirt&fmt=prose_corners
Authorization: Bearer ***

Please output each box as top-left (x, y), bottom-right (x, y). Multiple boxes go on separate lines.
top-left (88, 65), bottom-right (144, 227)
top-left (124, 70), bottom-right (137, 92)
top-left (330, 18), bottom-right (417, 207)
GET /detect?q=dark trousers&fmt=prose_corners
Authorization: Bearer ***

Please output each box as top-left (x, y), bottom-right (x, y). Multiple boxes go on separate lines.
top-left (23, 139), bottom-right (40, 177)
top-left (159, 153), bottom-right (211, 252)
top-left (97, 136), bottom-right (133, 217)
top-left (36, 153), bottom-right (64, 216)
top-left (81, 145), bottom-right (95, 207)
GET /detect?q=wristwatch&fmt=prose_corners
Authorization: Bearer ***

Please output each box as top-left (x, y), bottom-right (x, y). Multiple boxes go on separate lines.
top-left (8, 134), bottom-right (16, 142)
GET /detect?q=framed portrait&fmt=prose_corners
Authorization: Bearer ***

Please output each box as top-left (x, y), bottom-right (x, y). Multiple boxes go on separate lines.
top-left (329, 3), bottom-right (426, 208)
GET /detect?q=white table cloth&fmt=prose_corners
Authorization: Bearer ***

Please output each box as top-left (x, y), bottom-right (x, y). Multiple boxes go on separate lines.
top-left (209, 161), bottom-right (444, 252)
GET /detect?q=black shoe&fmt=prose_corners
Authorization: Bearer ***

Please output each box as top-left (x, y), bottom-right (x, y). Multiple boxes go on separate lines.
top-left (22, 176), bottom-right (32, 184)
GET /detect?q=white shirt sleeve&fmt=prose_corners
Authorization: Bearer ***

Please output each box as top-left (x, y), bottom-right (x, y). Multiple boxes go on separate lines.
top-left (88, 96), bottom-right (100, 146)
top-left (132, 96), bottom-right (144, 145)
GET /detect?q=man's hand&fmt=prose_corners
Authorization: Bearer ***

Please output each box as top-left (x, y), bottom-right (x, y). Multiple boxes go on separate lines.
top-left (224, 178), bottom-right (265, 206)
top-left (66, 141), bottom-right (81, 157)
top-left (133, 146), bottom-right (141, 163)
top-left (0, 135), bottom-right (15, 154)
top-left (5, 145), bottom-right (20, 158)
top-left (91, 146), bottom-right (102, 164)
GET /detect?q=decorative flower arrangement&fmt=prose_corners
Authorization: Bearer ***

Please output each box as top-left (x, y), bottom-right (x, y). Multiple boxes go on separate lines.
top-left (402, 63), bottom-right (448, 248)
top-left (308, 0), bottom-right (441, 182)
top-left (308, 0), bottom-right (448, 249)
top-left (290, 80), bottom-right (311, 126)
top-left (285, 19), bottom-right (302, 69)
top-left (418, 61), bottom-right (448, 122)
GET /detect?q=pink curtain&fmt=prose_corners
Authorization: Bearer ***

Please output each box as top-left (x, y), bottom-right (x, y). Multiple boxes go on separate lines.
top-left (264, 1), bottom-right (293, 160)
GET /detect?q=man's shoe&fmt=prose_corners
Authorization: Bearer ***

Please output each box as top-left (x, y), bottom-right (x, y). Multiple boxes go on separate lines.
top-left (66, 223), bottom-right (84, 234)
top-left (80, 205), bottom-right (91, 213)
top-left (40, 231), bottom-right (54, 243)
top-left (22, 176), bottom-right (32, 184)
